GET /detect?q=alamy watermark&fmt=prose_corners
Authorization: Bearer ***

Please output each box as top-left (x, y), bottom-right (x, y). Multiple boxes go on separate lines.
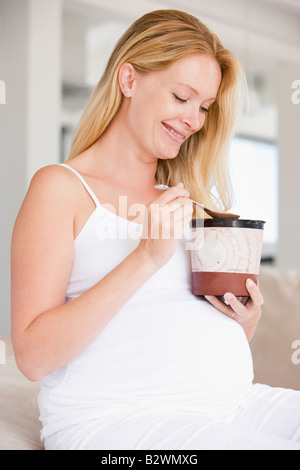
top-left (292, 340), bottom-right (300, 365)
top-left (94, 197), bottom-right (203, 249)
top-left (291, 80), bottom-right (300, 105)
top-left (0, 340), bottom-right (6, 365)
top-left (0, 80), bottom-right (6, 104)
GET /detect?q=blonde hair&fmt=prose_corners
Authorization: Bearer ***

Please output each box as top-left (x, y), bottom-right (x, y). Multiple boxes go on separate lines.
top-left (68, 9), bottom-right (245, 212)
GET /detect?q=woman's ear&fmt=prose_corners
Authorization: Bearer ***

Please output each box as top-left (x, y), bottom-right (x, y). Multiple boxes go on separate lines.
top-left (118, 63), bottom-right (137, 97)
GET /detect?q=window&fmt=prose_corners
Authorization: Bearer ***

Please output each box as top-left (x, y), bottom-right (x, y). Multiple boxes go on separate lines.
top-left (229, 137), bottom-right (278, 257)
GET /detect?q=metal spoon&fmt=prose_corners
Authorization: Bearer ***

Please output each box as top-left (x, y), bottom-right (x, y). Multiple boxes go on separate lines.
top-left (154, 184), bottom-right (240, 219)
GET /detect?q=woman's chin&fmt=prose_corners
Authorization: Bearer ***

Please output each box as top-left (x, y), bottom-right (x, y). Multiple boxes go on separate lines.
top-left (158, 146), bottom-right (181, 160)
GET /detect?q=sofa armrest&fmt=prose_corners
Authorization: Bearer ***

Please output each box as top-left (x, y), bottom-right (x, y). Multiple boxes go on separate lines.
top-left (250, 266), bottom-right (300, 390)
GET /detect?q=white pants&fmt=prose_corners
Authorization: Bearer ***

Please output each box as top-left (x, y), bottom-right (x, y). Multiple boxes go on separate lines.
top-left (44, 384), bottom-right (300, 450)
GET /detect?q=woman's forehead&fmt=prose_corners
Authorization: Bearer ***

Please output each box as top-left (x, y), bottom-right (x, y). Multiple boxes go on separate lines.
top-left (145, 54), bottom-right (222, 97)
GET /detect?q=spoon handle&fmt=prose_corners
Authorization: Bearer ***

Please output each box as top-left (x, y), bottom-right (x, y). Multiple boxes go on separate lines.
top-left (154, 184), bottom-right (240, 219)
top-left (155, 184), bottom-right (204, 208)
top-left (189, 199), bottom-right (205, 209)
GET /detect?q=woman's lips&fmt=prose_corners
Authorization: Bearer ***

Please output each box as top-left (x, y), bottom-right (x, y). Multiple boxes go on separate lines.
top-left (162, 122), bottom-right (187, 142)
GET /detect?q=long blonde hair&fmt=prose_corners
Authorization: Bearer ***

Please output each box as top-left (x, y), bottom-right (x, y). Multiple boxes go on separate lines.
top-left (68, 9), bottom-right (245, 211)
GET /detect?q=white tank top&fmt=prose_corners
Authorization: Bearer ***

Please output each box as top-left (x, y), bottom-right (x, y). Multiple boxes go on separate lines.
top-left (38, 163), bottom-right (254, 439)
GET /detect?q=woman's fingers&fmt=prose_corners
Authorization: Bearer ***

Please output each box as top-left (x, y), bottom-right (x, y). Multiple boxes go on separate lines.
top-left (148, 184), bottom-right (193, 238)
top-left (245, 279), bottom-right (264, 307)
top-left (138, 183), bottom-right (193, 268)
top-left (205, 294), bottom-right (246, 319)
top-left (154, 183), bottom-right (190, 205)
top-left (204, 295), bottom-right (234, 316)
top-left (223, 292), bottom-right (247, 317)
top-left (205, 280), bottom-right (264, 316)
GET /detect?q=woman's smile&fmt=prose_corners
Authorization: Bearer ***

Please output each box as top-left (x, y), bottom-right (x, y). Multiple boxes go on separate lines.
top-left (162, 122), bottom-right (187, 142)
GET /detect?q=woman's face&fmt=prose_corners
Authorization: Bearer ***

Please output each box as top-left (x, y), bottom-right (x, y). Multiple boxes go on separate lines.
top-left (123, 54), bottom-right (222, 161)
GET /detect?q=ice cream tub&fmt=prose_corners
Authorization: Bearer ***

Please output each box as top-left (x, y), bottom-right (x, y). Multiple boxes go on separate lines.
top-left (190, 218), bottom-right (265, 303)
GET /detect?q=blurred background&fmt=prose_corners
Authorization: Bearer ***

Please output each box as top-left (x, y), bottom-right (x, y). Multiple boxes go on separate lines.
top-left (0, 0), bottom-right (300, 334)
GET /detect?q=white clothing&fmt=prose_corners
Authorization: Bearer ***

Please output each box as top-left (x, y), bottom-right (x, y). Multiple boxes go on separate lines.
top-left (38, 164), bottom-right (300, 450)
top-left (44, 383), bottom-right (300, 450)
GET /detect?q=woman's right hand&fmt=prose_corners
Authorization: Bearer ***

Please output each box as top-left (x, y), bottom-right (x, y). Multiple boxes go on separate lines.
top-left (136, 183), bottom-right (193, 269)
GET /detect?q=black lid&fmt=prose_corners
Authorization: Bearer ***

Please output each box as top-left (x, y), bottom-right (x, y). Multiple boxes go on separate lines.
top-left (191, 219), bottom-right (266, 230)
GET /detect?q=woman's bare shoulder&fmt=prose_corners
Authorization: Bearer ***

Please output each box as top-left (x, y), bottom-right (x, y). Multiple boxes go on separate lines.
top-left (23, 163), bottom-right (84, 208)
top-left (13, 164), bottom-right (80, 235)
top-left (29, 163), bottom-right (77, 190)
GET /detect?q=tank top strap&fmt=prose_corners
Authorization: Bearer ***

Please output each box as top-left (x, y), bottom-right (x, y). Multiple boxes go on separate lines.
top-left (59, 163), bottom-right (101, 208)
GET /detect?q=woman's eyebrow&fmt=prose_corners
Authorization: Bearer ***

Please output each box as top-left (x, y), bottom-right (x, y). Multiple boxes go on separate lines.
top-left (175, 82), bottom-right (199, 95)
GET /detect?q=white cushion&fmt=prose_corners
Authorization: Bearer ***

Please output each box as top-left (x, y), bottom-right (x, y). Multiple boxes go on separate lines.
top-left (0, 336), bottom-right (43, 450)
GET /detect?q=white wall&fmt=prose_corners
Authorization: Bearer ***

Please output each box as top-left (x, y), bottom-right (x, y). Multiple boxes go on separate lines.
top-left (0, 0), bottom-right (28, 336)
top-left (65, 0), bottom-right (300, 67)
top-left (0, 0), bottom-right (62, 334)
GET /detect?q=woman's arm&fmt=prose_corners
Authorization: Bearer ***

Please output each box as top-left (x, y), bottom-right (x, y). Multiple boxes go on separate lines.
top-left (11, 167), bottom-right (192, 381)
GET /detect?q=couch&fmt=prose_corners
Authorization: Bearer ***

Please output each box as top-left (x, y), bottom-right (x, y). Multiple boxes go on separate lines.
top-left (0, 337), bottom-right (43, 450)
top-left (1, 265), bottom-right (299, 450)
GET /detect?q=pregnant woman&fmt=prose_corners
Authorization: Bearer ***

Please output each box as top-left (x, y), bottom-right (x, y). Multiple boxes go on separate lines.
top-left (11, 9), bottom-right (300, 450)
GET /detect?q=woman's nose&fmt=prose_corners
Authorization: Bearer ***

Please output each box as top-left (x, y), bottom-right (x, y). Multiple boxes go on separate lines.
top-left (182, 108), bottom-right (204, 133)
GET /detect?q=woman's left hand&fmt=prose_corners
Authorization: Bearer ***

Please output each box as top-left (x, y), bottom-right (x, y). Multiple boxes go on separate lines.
top-left (204, 278), bottom-right (264, 342)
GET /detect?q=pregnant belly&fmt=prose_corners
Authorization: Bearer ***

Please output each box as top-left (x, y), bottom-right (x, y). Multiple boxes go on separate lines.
top-left (67, 298), bottom-right (254, 417)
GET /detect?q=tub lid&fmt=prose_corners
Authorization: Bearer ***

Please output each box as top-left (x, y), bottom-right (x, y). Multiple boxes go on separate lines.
top-left (191, 218), bottom-right (266, 229)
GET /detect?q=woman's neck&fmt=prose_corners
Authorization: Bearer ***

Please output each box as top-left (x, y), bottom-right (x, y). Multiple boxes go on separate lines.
top-left (90, 112), bottom-right (159, 191)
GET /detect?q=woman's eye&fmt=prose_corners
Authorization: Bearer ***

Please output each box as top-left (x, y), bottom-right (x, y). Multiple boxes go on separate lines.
top-left (173, 94), bottom-right (187, 103)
